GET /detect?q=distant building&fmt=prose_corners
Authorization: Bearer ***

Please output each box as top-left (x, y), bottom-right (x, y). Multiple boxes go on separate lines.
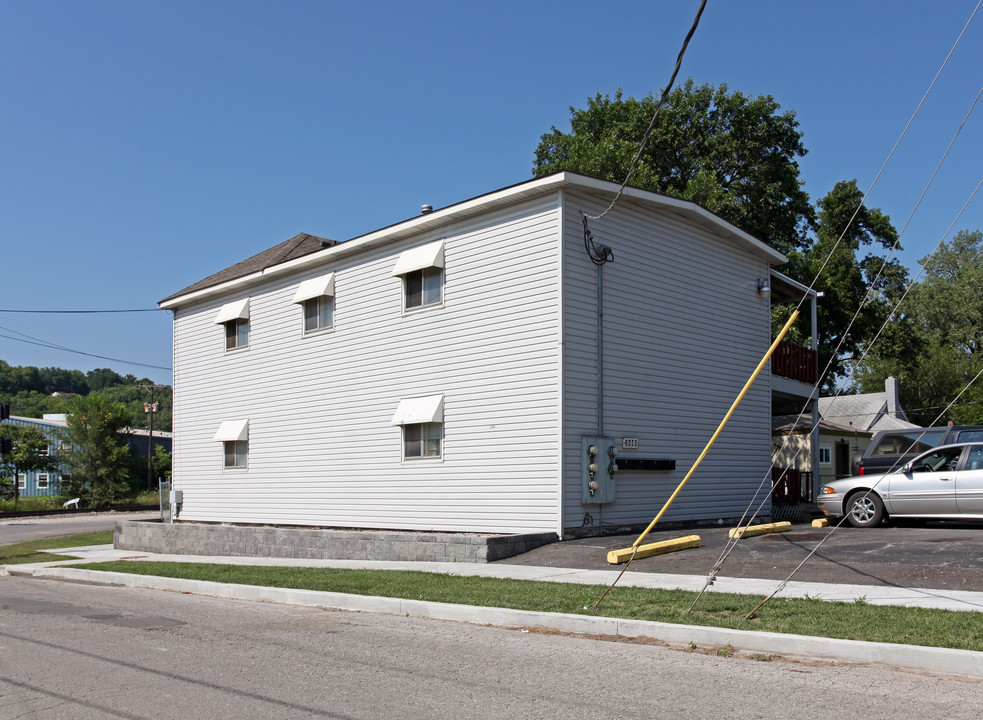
top-left (0, 415), bottom-right (172, 497)
top-left (1, 415), bottom-right (69, 498)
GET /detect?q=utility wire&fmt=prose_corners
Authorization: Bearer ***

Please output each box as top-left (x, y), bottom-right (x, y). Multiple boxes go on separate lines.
top-left (741, 176), bottom-right (983, 618)
top-left (697, 174), bottom-right (983, 615)
top-left (689, 2), bottom-right (983, 609)
top-left (585, 0), bottom-right (708, 222)
top-left (0, 308), bottom-right (165, 314)
top-left (0, 325), bottom-right (171, 372)
top-left (744, 364), bottom-right (983, 620)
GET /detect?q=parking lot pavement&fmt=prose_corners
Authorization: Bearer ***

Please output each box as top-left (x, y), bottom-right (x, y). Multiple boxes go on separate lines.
top-left (497, 521), bottom-right (983, 592)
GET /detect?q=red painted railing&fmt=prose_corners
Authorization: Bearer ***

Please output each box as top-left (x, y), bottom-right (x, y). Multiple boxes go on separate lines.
top-left (771, 340), bottom-right (818, 384)
top-left (772, 468), bottom-right (814, 504)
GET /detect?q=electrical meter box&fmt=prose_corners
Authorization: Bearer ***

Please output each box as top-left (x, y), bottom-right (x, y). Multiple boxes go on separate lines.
top-left (581, 436), bottom-right (618, 504)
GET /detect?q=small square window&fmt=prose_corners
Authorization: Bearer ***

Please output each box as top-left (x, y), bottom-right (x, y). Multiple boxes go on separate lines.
top-left (224, 440), bottom-right (248, 468)
top-left (405, 267), bottom-right (443, 309)
top-left (403, 422), bottom-right (442, 459)
top-left (17, 474), bottom-right (26, 490)
top-left (225, 319), bottom-right (249, 350)
top-left (818, 446), bottom-right (831, 465)
top-left (39, 444), bottom-right (50, 456)
top-left (37, 474), bottom-right (49, 489)
top-left (303, 296), bottom-right (334, 333)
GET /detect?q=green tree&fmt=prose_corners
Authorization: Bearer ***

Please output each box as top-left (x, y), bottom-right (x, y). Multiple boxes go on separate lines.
top-left (533, 81), bottom-right (815, 254)
top-left (858, 230), bottom-right (983, 425)
top-left (0, 424), bottom-right (58, 506)
top-left (152, 445), bottom-right (172, 481)
top-left (783, 180), bottom-right (909, 389)
top-left (534, 87), bottom-right (907, 391)
top-left (60, 394), bottom-right (136, 505)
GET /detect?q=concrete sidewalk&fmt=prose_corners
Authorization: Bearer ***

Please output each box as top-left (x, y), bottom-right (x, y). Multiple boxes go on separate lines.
top-left (5, 544), bottom-right (983, 677)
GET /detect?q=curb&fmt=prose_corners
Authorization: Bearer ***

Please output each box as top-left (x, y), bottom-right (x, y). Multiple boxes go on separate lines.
top-left (26, 565), bottom-right (983, 678)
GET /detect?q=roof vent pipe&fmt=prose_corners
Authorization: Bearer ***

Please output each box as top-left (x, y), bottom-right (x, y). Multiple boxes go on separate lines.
top-left (421, 204), bottom-right (433, 214)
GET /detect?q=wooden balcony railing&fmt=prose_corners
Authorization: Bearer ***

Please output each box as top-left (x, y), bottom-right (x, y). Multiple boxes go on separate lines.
top-left (772, 468), bottom-right (814, 504)
top-left (771, 340), bottom-right (818, 384)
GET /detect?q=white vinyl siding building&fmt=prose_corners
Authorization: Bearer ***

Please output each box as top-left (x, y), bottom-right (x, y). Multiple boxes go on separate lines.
top-left (162, 173), bottom-right (784, 537)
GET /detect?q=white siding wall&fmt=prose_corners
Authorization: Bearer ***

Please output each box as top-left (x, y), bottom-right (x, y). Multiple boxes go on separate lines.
top-left (561, 191), bottom-right (774, 531)
top-left (172, 197), bottom-right (562, 533)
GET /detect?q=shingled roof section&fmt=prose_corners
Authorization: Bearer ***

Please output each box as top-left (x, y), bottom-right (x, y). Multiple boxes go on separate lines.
top-left (160, 233), bottom-right (336, 304)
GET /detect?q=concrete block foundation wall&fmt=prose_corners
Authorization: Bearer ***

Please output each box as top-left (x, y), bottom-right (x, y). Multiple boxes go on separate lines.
top-left (115, 520), bottom-right (558, 563)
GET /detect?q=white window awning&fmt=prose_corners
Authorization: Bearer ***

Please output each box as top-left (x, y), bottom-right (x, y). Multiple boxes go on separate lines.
top-left (212, 419), bottom-right (250, 442)
top-left (391, 240), bottom-right (445, 276)
top-left (214, 298), bottom-right (250, 324)
top-left (390, 395), bottom-right (444, 425)
top-left (292, 273), bottom-right (336, 304)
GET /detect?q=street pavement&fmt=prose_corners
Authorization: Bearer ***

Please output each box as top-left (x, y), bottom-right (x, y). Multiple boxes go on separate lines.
top-left (0, 510), bottom-right (159, 544)
top-left (9, 574), bottom-right (979, 720)
top-left (4, 514), bottom-right (983, 677)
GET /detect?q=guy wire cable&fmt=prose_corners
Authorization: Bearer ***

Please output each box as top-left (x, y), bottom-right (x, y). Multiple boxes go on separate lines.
top-left (744, 364), bottom-right (983, 621)
top-left (687, 75), bottom-right (983, 609)
top-left (693, 174), bottom-right (983, 613)
top-left (742, 179), bottom-right (983, 619)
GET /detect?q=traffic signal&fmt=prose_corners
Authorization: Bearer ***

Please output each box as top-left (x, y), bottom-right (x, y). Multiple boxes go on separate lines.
top-left (0, 403), bottom-right (9, 421)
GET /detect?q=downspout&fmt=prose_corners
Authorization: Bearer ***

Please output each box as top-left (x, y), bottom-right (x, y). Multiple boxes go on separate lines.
top-left (597, 263), bottom-right (604, 437)
top-left (556, 193), bottom-right (566, 539)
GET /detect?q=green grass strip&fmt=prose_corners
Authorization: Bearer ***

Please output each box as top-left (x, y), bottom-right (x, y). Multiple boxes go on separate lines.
top-left (0, 531), bottom-right (114, 565)
top-left (75, 560), bottom-right (983, 652)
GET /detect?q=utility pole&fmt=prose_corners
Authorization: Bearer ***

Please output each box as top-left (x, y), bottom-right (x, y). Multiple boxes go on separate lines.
top-left (138, 384), bottom-right (165, 491)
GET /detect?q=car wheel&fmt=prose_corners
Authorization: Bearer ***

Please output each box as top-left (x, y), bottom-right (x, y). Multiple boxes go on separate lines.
top-left (845, 491), bottom-right (885, 528)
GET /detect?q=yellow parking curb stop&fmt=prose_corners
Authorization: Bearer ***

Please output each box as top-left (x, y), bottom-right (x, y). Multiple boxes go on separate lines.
top-left (606, 535), bottom-right (702, 564)
top-left (728, 521), bottom-right (792, 539)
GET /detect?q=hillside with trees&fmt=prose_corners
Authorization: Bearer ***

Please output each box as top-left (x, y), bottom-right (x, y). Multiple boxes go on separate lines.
top-left (0, 361), bottom-right (172, 433)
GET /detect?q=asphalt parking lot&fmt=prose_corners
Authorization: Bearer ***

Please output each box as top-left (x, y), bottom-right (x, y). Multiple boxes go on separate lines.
top-left (499, 520), bottom-right (983, 592)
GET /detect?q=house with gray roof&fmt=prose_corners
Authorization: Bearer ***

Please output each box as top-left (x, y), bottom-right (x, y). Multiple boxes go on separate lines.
top-left (818, 377), bottom-right (919, 435)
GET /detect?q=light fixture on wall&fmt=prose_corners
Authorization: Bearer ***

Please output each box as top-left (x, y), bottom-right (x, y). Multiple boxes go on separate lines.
top-left (756, 279), bottom-right (771, 297)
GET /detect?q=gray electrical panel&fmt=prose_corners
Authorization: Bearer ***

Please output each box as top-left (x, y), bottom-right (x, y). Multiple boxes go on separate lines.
top-left (581, 436), bottom-right (618, 504)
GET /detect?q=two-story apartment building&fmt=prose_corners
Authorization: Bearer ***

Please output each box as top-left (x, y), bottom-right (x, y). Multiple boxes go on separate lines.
top-left (160, 172), bottom-right (812, 538)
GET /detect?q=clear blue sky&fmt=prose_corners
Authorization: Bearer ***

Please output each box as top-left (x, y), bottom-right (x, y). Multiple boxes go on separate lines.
top-left (1, 1), bottom-right (980, 387)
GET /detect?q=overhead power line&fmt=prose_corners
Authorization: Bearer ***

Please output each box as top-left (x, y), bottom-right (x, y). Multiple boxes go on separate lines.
top-left (0, 308), bottom-right (165, 314)
top-left (585, 0), bottom-right (708, 221)
top-left (0, 325), bottom-right (172, 373)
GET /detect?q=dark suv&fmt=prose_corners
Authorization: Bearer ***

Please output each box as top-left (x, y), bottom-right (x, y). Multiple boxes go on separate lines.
top-left (853, 425), bottom-right (983, 476)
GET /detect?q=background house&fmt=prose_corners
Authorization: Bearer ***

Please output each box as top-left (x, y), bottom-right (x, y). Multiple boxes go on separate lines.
top-left (0, 414), bottom-right (171, 497)
top-left (161, 172), bottom-right (813, 538)
top-left (818, 377), bottom-right (919, 436)
top-left (770, 377), bottom-right (918, 497)
top-left (1, 415), bottom-right (68, 497)
top-left (772, 413), bottom-right (873, 490)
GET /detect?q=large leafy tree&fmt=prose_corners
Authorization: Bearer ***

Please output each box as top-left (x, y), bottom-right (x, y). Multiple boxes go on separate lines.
top-left (534, 85), bottom-right (908, 391)
top-left (60, 394), bottom-right (136, 506)
top-left (0, 424), bottom-right (57, 506)
top-left (533, 80), bottom-right (815, 255)
top-left (782, 180), bottom-right (909, 389)
top-left (858, 230), bottom-right (983, 425)
top-left (0, 361), bottom-right (172, 432)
